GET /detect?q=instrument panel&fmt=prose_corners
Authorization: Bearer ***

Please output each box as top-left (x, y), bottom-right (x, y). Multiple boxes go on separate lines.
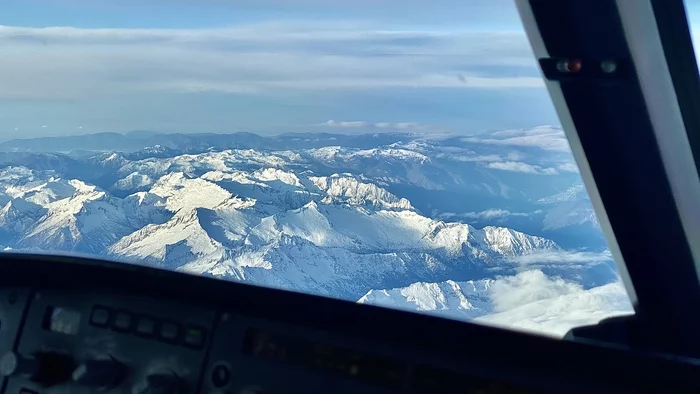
top-left (0, 253), bottom-right (696, 394)
top-left (0, 290), bottom-right (547, 394)
top-left (2, 290), bottom-right (214, 394)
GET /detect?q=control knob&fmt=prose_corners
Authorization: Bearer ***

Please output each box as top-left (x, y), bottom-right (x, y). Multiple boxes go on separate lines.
top-left (0, 351), bottom-right (75, 387)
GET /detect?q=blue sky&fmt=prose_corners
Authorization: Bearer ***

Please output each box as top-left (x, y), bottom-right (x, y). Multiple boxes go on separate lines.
top-left (0, 0), bottom-right (694, 139)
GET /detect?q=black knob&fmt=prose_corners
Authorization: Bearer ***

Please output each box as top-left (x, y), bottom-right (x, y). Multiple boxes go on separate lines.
top-left (0, 351), bottom-right (75, 387)
top-left (72, 358), bottom-right (126, 388)
top-left (211, 363), bottom-right (231, 388)
top-left (137, 372), bottom-right (183, 394)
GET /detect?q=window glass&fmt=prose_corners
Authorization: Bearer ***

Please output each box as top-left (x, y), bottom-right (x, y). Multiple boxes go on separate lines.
top-left (0, 0), bottom-right (633, 337)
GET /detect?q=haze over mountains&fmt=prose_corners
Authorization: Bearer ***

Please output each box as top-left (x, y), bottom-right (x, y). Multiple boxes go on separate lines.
top-left (0, 127), bottom-right (631, 336)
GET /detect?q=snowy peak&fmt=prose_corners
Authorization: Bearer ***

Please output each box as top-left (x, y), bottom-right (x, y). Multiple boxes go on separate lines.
top-left (18, 186), bottom-right (131, 253)
top-left (200, 168), bottom-right (316, 211)
top-left (20, 179), bottom-right (78, 207)
top-left (110, 207), bottom-right (222, 266)
top-left (247, 200), bottom-right (339, 247)
top-left (252, 168), bottom-right (302, 187)
top-left (122, 192), bottom-right (170, 226)
top-left (150, 172), bottom-right (243, 212)
top-left (0, 167), bottom-right (45, 186)
top-left (127, 145), bottom-right (179, 160)
top-left (125, 191), bottom-right (165, 207)
top-left (85, 152), bottom-right (129, 170)
top-left (310, 174), bottom-right (412, 210)
top-left (1, 198), bottom-right (45, 218)
top-left (0, 198), bottom-right (46, 238)
top-left (479, 226), bottom-right (558, 256)
top-left (353, 147), bottom-right (431, 163)
top-left (308, 146), bottom-right (430, 164)
top-left (101, 152), bottom-right (128, 166)
top-left (358, 279), bottom-right (491, 319)
top-left (114, 172), bottom-right (154, 191)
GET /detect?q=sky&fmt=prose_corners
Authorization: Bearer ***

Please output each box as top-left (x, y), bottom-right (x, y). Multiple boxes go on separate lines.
top-left (0, 0), bottom-right (696, 139)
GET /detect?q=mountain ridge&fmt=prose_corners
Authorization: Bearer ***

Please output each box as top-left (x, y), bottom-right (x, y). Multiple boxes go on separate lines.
top-left (0, 129), bottom-right (626, 336)
top-left (0, 161), bottom-right (563, 302)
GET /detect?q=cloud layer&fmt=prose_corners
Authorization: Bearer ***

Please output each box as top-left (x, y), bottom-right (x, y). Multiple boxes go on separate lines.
top-left (509, 250), bottom-right (613, 266)
top-left (0, 23), bottom-right (541, 100)
top-left (322, 120), bottom-right (431, 130)
top-left (439, 209), bottom-right (536, 222)
top-left (486, 160), bottom-right (560, 175)
top-left (465, 126), bottom-right (572, 152)
top-left (476, 278), bottom-right (633, 337)
top-left (360, 269), bottom-right (633, 338)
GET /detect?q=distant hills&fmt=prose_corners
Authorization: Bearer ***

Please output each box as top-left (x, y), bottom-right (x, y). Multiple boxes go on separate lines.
top-left (0, 131), bottom-right (420, 154)
top-left (0, 128), bottom-right (602, 248)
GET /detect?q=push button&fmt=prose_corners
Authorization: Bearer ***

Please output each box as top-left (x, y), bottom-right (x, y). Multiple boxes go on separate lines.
top-left (159, 322), bottom-right (180, 342)
top-left (135, 316), bottom-right (156, 337)
top-left (183, 327), bottom-right (206, 348)
top-left (112, 311), bottom-right (132, 332)
top-left (89, 306), bottom-right (110, 327)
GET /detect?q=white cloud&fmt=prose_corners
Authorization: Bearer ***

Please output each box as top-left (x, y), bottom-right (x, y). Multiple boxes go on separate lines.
top-left (505, 151), bottom-right (528, 161)
top-left (557, 162), bottom-right (579, 173)
top-left (476, 279), bottom-right (633, 337)
top-left (359, 269), bottom-right (633, 338)
top-left (509, 250), bottom-right (613, 266)
top-left (488, 270), bottom-right (583, 313)
top-left (487, 161), bottom-right (539, 174)
top-left (465, 125), bottom-right (571, 152)
top-left (486, 161), bottom-right (558, 175)
top-left (445, 208), bottom-right (531, 220)
top-left (467, 208), bottom-right (511, 219)
top-left (324, 120), bottom-right (369, 128)
top-left (466, 154), bottom-right (505, 162)
top-left (375, 122), bottom-right (423, 130)
top-left (538, 167), bottom-right (559, 175)
top-left (0, 23), bottom-right (542, 100)
top-left (434, 149), bottom-right (504, 162)
top-left (322, 120), bottom-right (430, 130)
top-left (434, 147), bottom-right (535, 164)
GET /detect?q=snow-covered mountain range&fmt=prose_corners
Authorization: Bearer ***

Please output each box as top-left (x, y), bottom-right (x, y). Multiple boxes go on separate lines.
top-left (0, 128), bottom-right (630, 336)
top-left (359, 270), bottom-right (632, 337)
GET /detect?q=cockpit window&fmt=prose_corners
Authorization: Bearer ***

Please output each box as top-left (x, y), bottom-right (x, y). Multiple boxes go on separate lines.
top-left (0, 0), bottom-right (633, 337)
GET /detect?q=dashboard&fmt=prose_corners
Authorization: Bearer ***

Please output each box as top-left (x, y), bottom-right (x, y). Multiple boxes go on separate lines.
top-left (0, 253), bottom-right (696, 394)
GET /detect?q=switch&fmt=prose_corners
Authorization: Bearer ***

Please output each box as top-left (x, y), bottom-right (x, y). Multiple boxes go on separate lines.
top-left (0, 351), bottom-right (75, 387)
top-left (72, 358), bottom-right (126, 389)
top-left (183, 326), bottom-right (206, 348)
top-left (135, 316), bottom-right (156, 337)
top-left (112, 311), bottom-right (133, 332)
top-left (90, 306), bottom-right (111, 327)
top-left (159, 322), bottom-right (180, 342)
